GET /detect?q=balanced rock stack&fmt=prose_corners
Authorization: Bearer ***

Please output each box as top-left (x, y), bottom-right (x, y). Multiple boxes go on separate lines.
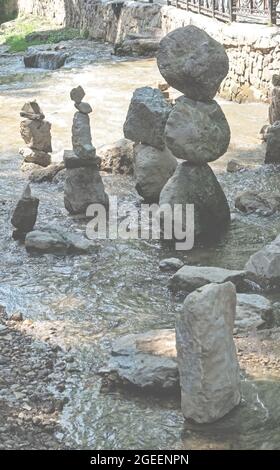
top-left (11, 184), bottom-right (39, 241)
top-left (64, 86), bottom-right (108, 215)
top-left (157, 26), bottom-right (231, 241)
top-left (19, 101), bottom-right (52, 168)
top-left (123, 86), bottom-right (177, 202)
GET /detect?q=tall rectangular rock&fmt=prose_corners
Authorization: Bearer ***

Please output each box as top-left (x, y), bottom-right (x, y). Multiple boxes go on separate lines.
top-left (176, 281), bottom-right (241, 423)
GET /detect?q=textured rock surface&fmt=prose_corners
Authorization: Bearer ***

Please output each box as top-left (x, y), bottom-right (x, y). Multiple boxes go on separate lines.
top-left (20, 119), bottom-right (52, 153)
top-left (100, 329), bottom-right (178, 390)
top-left (245, 235), bottom-right (280, 282)
top-left (19, 148), bottom-right (51, 167)
top-left (235, 190), bottom-right (280, 215)
top-left (269, 75), bottom-right (280, 124)
top-left (265, 122), bottom-right (280, 163)
top-left (227, 159), bottom-right (246, 173)
top-left (123, 87), bottom-right (172, 149)
top-left (24, 50), bottom-right (68, 70)
top-left (159, 162), bottom-right (230, 240)
top-left (134, 144), bottom-right (177, 202)
top-left (157, 25), bottom-right (229, 101)
top-left (20, 101), bottom-right (45, 120)
top-left (70, 85), bottom-right (85, 104)
top-left (74, 102), bottom-right (92, 114)
top-left (236, 293), bottom-right (273, 331)
top-left (64, 167), bottom-right (108, 215)
top-left (11, 185), bottom-right (39, 236)
top-left (165, 96), bottom-right (230, 163)
top-left (176, 282), bottom-right (241, 423)
top-left (63, 150), bottom-right (98, 169)
top-left (25, 229), bottom-right (97, 254)
top-left (28, 163), bottom-right (65, 183)
top-left (169, 265), bottom-right (248, 292)
top-left (98, 138), bottom-right (134, 175)
top-left (72, 112), bottom-right (95, 159)
top-left (159, 258), bottom-right (184, 271)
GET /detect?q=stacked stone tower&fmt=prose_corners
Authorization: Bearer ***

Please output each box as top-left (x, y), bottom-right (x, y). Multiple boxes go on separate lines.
top-left (64, 86), bottom-right (108, 215)
top-left (157, 25), bottom-right (231, 241)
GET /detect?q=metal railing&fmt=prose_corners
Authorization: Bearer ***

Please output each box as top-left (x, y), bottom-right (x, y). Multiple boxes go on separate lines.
top-left (166, 0), bottom-right (279, 24)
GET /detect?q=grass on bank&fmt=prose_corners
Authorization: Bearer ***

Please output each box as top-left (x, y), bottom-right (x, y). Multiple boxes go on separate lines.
top-left (0, 15), bottom-right (87, 52)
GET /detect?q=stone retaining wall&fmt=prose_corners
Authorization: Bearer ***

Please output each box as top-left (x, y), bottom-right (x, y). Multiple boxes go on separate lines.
top-left (17, 0), bottom-right (280, 102)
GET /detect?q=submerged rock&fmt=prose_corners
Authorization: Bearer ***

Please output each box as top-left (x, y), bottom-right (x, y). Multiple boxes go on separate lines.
top-left (64, 167), bottom-right (108, 215)
top-left (123, 86), bottom-right (172, 150)
top-left (169, 265), bottom-right (248, 292)
top-left (25, 229), bottom-right (98, 255)
top-left (11, 184), bottom-right (39, 239)
top-left (245, 235), bottom-right (280, 283)
top-left (157, 25), bottom-right (229, 102)
top-left (165, 96), bottom-right (230, 163)
top-left (176, 282), bottom-right (241, 423)
top-left (98, 139), bottom-right (134, 175)
top-left (24, 50), bottom-right (68, 70)
top-left (134, 144), bottom-right (177, 202)
top-left (235, 190), bottom-right (280, 215)
top-left (159, 162), bottom-right (230, 241)
top-left (100, 329), bottom-right (178, 390)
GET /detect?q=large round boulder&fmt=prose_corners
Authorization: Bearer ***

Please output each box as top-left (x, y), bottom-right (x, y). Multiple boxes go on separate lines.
top-left (165, 96), bottom-right (230, 163)
top-left (159, 162), bottom-right (230, 241)
top-left (134, 144), bottom-right (177, 202)
top-left (157, 25), bottom-right (229, 102)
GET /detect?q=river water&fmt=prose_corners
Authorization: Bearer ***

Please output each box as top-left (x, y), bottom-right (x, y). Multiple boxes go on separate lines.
top-left (0, 40), bottom-right (280, 449)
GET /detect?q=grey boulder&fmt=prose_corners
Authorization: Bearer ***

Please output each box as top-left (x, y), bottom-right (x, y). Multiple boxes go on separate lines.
top-left (24, 50), bottom-right (68, 70)
top-left (235, 190), bottom-right (280, 216)
top-left (165, 96), bottom-right (230, 163)
top-left (123, 87), bottom-right (172, 150)
top-left (25, 229), bottom-right (98, 255)
top-left (159, 258), bottom-right (184, 271)
top-left (236, 293), bottom-right (273, 331)
top-left (245, 235), bottom-right (280, 283)
top-left (64, 167), bottom-right (108, 215)
top-left (157, 25), bottom-right (229, 102)
top-left (19, 148), bottom-right (51, 167)
top-left (176, 282), bottom-right (241, 423)
top-left (11, 185), bottom-right (39, 237)
top-left (100, 329), bottom-right (178, 390)
top-left (134, 144), bottom-right (177, 202)
top-left (98, 138), bottom-right (134, 175)
top-left (169, 265), bottom-right (248, 292)
top-left (20, 119), bottom-right (52, 153)
top-left (159, 162), bottom-right (230, 240)
top-left (265, 121), bottom-right (280, 164)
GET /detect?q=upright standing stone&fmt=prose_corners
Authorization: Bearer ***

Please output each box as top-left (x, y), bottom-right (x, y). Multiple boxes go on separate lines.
top-left (11, 184), bottom-right (39, 240)
top-left (176, 282), bottom-right (241, 423)
top-left (269, 75), bottom-right (280, 125)
top-left (265, 121), bottom-right (280, 163)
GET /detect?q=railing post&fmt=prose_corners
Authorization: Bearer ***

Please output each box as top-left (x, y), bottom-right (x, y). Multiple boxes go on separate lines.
top-left (229, 0), bottom-right (237, 22)
top-left (269, 0), bottom-right (277, 24)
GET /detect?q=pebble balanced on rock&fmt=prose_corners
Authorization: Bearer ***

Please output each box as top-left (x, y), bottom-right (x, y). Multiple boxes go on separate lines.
top-left (19, 101), bottom-right (52, 168)
top-left (11, 184), bottom-right (39, 240)
top-left (157, 25), bottom-right (231, 242)
top-left (123, 86), bottom-right (177, 202)
top-left (64, 86), bottom-right (108, 215)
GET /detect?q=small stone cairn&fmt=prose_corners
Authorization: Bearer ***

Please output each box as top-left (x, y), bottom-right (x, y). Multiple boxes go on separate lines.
top-left (19, 101), bottom-right (52, 167)
top-left (157, 25), bottom-right (231, 241)
top-left (64, 86), bottom-right (108, 215)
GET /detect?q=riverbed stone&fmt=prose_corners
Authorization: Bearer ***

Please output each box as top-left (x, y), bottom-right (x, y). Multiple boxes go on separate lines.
top-left (134, 144), bottom-right (177, 202)
top-left (28, 163), bottom-right (65, 183)
top-left (176, 282), bottom-right (241, 423)
top-left (159, 162), bottom-right (230, 240)
top-left (265, 121), bottom-right (280, 163)
top-left (20, 119), bottom-right (52, 153)
top-left (74, 102), bottom-right (92, 114)
top-left (64, 167), bottom-right (108, 215)
top-left (24, 50), bottom-right (68, 70)
top-left (70, 86), bottom-right (85, 104)
top-left (123, 87), bottom-right (172, 150)
top-left (245, 235), bottom-right (280, 283)
top-left (235, 190), bottom-right (280, 215)
top-left (157, 25), bottom-right (229, 102)
top-left (236, 293), bottom-right (273, 331)
top-left (100, 329), bottom-right (178, 390)
top-left (227, 159), bottom-right (246, 173)
top-left (165, 96), bottom-right (230, 163)
top-left (11, 184), bottom-right (39, 238)
top-left (169, 265), bottom-right (248, 292)
top-left (20, 101), bottom-right (45, 120)
top-left (72, 112), bottom-right (95, 159)
top-left (25, 229), bottom-right (98, 255)
top-left (159, 258), bottom-right (184, 271)
top-left (19, 148), bottom-right (51, 167)
top-left (98, 138), bottom-right (134, 175)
